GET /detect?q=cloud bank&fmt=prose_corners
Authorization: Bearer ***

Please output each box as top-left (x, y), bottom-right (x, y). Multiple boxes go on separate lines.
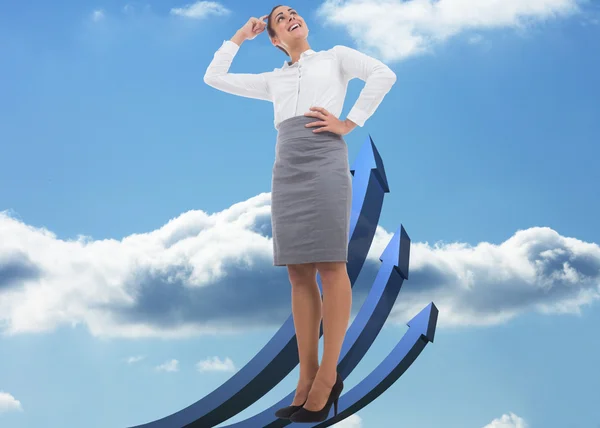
top-left (316, 0), bottom-right (581, 61)
top-left (0, 192), bottom-right (599, 339)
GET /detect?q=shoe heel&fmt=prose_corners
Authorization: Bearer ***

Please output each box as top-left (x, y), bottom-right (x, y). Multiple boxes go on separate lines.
top-left (333, 397), bottom-right (338, 416)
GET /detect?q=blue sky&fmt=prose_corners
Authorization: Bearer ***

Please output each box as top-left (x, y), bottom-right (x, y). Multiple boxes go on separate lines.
top-left (1, 0), bottom-right (599, 427)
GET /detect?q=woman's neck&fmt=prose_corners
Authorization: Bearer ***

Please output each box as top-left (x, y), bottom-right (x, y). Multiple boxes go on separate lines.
top-left (287, 41), bottom-right (312, 64)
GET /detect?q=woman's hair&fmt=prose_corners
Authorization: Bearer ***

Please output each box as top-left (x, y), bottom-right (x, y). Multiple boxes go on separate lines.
top-left (267, 5), bottom-right (289, 57)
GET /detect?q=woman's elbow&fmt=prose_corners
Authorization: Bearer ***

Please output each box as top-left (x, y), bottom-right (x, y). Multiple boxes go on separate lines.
top-left (385, 68), bottom-right (397, 87)
top-left (203, 72), bottom-right (216, 87)
top-left (204, 68), bottom-right (226, 87)
top-left (374, 65), bottom-right (396, 88)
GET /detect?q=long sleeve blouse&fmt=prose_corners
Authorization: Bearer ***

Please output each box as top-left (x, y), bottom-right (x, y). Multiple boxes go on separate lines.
top-left (204, 40), bottom-right (396, 130)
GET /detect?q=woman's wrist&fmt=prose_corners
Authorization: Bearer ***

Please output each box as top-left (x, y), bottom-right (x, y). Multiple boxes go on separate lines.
top-left (344, 118), bottom-right (358, 131)
top-left (231, 30), bottom-right (247, 46)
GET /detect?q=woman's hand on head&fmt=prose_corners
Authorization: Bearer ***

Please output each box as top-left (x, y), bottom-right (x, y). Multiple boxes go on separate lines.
top-left (304, 107), bottom-right (357, 136)
top-left (239, 15), bottom-right (269, 40)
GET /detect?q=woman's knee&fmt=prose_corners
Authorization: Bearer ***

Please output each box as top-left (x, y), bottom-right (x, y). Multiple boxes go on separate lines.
top-left (287, 263), bottom-right (317, 284)
top-left (315, 262), bottom-right (347, 283)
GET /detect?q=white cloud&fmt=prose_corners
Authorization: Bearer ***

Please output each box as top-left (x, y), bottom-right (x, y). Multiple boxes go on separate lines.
top-left (0, 392), bottom-right (22, 413)
top-left (387, 223), bottom-right (600, 327)
top-left (0, 191), bottom-right (599, 338)
top-left (126, 355), bottom-right (145, 364)
top-left (170, 1), bottom-right (230, 19)
top-left (333, 414), bottom-right (363, 427)
top-left (155, 359), bottom-right (179, 372)
top-left (316, 0), bottom-right (581, 61)
top-left (91, 9), bottom-right (105, 22)
top-left (196, 356), bottom-right (236, 373)
top-left (483, 412), bottom-right (528, 428)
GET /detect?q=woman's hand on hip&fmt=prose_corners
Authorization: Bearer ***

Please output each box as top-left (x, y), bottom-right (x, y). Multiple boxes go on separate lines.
top-left (304, 107), bottom-right (357, 136)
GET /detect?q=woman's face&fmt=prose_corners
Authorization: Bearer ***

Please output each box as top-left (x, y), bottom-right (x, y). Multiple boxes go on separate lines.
top-left (270, 6), bottom-right (308, 48)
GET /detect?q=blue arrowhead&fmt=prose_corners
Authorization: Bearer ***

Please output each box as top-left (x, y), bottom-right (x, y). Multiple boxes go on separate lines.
top-left (407, 302), bottom-right (437, 343)
top-left (346, 135), bottom-right (390, 283)
top-left (379, 225), bottom-right (410, 280)
top-left (350, 134), bottom-right (389, 193)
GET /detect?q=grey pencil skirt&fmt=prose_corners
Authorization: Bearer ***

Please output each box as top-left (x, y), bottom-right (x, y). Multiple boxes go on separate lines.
top-left (271, 115), bottom-right (352, 266)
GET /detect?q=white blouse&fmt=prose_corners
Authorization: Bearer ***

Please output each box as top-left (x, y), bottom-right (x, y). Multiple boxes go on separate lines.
top-left (204, 40), bottom-right (397, 130)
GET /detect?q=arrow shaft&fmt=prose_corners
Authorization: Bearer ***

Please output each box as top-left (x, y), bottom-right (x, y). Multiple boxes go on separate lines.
top-left (314, 329), bottom-right (429, 427)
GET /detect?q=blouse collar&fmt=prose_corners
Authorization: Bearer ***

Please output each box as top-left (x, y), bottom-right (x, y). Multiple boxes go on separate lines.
top-left (282, 48), bottom-right (316, 68)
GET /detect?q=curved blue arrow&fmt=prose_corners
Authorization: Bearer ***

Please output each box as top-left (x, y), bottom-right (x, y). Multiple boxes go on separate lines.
top-left (129, 135), bottom-right (390, 428)
top-left (311, 302), bottom-right (438, 427)
top-left (347, 134), bottom-right (390, 283)
top-left (224, 224), bottom-right (410, 427)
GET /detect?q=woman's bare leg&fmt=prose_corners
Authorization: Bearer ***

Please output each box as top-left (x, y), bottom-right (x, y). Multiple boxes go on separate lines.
top-left (287, 262), bottom-right (322, 405)
top-left (303, 261), bottom-right (351, 411)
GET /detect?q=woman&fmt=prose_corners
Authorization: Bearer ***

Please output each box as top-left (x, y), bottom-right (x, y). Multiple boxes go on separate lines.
top-left (203, 5), bottom-right (396, 423)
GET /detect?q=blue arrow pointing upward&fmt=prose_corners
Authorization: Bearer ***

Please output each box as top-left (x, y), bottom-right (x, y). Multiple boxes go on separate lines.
top-left (225, 225), bottom-right (410, 428)
top-left (337, 224), bottom-right (410, 377)
top-left (310, 302), bottom-right (439, 428)
top-left (347, 134), bottom-right (390, 283)
top-left (129, 136), bottom-right (390, 428)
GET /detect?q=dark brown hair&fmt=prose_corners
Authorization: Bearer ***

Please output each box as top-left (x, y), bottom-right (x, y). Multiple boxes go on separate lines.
top-left (267, 5), bottom-right (289, 57)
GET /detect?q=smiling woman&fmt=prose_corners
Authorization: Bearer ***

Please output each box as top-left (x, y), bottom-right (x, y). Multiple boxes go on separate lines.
top-left (203, 4), bottom-right (396, 423)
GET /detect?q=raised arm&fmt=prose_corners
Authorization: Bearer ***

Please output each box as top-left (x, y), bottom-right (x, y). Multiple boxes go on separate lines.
top-left (332, 45), bottom-right (397, 127)
top-left (203, 16), bottom-right (272, 102)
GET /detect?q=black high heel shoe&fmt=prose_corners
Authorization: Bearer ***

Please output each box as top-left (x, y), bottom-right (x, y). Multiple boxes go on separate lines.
top-left (289, 373), bottom-right (343, 423)
top-left (274, 399), bottom-right (306, 419)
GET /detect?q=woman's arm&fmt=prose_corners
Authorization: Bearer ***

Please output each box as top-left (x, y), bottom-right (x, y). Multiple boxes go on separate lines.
top-left (332, 45), bottom-right (397, 127)
top-left (203, 21), bottom-right (272, 102)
